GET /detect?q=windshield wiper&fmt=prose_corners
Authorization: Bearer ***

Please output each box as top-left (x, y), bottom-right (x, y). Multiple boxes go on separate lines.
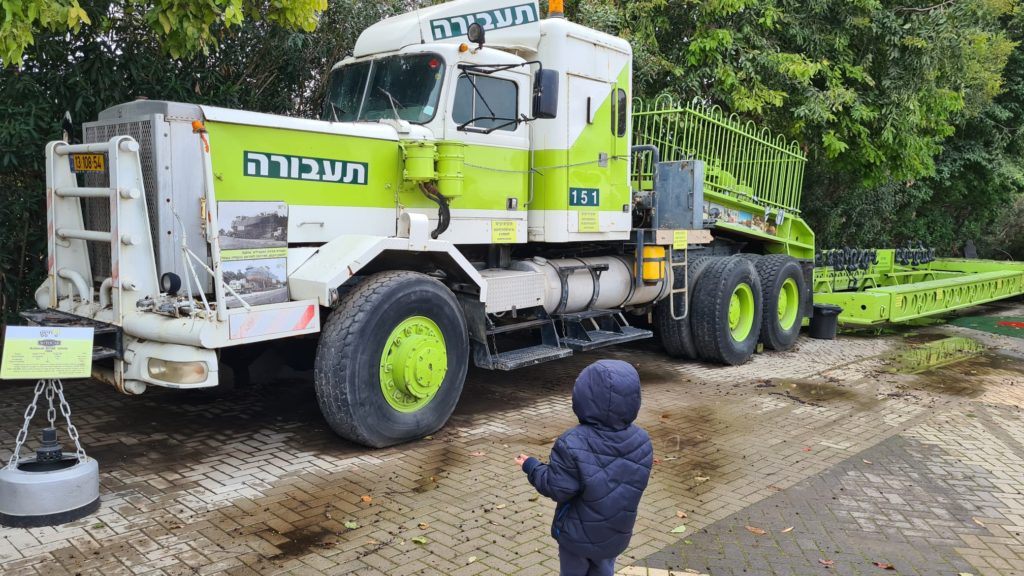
top-left (328, 102), bottom-right (344, 123)
top-left (377, 87), bottom-right (404, 122)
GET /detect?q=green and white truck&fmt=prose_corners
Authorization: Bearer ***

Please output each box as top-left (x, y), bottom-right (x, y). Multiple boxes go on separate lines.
top-left (26, 0), bottom-right (1024, 447)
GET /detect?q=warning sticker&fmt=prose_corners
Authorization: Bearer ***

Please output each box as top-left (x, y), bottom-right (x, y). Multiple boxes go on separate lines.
top-left (578, 212), bottom-right (600, 233)
top-left (491, 220), bottom-right (518, 244)
top-left (673, 230), bottom-right (688, 250)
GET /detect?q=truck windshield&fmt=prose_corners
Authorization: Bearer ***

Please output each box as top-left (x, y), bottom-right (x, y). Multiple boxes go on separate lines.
top-left (323, 53), bottom-right (446, 124)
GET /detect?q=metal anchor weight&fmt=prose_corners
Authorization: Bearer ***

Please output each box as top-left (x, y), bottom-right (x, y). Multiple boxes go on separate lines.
top-left (0, 380), bottom-right (100, 528)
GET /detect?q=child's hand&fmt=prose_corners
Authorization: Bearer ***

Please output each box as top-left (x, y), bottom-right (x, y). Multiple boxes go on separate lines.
top-left (516, 454), bottom-right (529, 466)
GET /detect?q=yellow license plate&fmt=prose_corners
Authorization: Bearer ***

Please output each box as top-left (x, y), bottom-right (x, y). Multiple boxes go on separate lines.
top-left (70, 153), bottom-right (106, 173)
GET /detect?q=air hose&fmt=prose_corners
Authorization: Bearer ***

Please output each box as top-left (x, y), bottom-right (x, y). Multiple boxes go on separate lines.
top-left (419, 182), bottom-right (451, 239)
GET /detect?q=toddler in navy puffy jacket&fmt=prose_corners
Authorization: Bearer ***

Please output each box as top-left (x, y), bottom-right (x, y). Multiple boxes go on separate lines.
top-left (517, 359), bottom-right (654, 576)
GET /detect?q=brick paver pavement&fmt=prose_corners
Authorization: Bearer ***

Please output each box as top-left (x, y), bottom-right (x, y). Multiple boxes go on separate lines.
top-left (0, 300), bottom-right (1022, 575)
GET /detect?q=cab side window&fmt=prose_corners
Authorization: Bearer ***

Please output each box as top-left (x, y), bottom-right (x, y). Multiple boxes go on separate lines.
top-left (453, 74), bottom-right (518, 132)
top-left (612, 88), bottom-right (627, 137)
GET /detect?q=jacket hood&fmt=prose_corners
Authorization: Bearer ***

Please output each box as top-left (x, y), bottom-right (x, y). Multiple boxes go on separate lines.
top-left (572, 360), bottom-right (642, 431)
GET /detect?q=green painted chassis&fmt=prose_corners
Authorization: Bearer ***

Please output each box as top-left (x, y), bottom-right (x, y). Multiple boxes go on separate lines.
top-left (813, 251), bottom-right (1024, 325)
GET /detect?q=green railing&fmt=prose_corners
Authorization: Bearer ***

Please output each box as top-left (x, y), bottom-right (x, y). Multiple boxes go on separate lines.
top-left (632, 95), bottom-right (807, 214)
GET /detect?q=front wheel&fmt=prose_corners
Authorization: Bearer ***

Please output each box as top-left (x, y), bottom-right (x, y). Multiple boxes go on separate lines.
top-left (314, 271), bottom-right (469, 448)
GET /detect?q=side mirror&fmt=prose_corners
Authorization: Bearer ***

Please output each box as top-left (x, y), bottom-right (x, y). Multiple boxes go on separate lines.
top-left (467, 23), bottom-right (486, 47)
top-left (533, 69), bottom-right (559, 119)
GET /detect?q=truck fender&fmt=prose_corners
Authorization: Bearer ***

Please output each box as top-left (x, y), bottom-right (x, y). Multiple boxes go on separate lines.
top-left (288, 212), bottom-right (487, 307)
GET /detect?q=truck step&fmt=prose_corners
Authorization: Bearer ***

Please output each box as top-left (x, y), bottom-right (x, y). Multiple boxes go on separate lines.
top-left (560, 326), bottom-right (653, 352)
top-left (486, 318), bottom-right (553, 336)
top-left (556, 308), bottom-right (620, 322)
top-left (92, 346), bottom-right (119, 361)
top-left (484, 345), bottom-right (573, 371)
top-left (21, 308), bottom-right (123, 360)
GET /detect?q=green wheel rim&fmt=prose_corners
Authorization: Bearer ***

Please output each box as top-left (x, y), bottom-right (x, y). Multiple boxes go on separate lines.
top-left (728, 283), bottom-right (756, 342)
top-left (379, 316), bottom-right (448, 413)
top-left (777, 278), bottom-right (800, 330)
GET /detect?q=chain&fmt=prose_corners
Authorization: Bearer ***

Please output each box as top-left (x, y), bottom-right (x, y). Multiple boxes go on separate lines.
top-left (6, 380), bottom-right (46, 470)
top-left (46, 384), bottom-right (57, 428)
top-left (52, 380), bottom-right (87, 462)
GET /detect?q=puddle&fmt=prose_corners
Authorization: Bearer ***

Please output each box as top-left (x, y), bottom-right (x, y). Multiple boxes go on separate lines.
top-left (270, 526), bottom-right (339, 560)
top-left (757, 378), bottom-right (880, 410)
top-left (951, 316), bottom-right (1024, 339)
top-left (897, 353), bottom-right (1024, 398)
top-left (652, 405), bottom-right (737, 486)
top-left (888, 337), bottom-right (986, 375)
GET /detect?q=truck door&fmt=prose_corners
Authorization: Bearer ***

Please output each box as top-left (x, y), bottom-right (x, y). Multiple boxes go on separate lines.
top-left (566, 75), bottom-right (630, 234)
top-left (444, 68), bottom-right (531, 243)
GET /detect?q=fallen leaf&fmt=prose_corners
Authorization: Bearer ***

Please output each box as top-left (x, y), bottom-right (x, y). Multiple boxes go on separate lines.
top-left (92, 522), bottom-right (105, 529)
top-left (863, 459), bottom-right (873, 465)
top-left (972, 517), bottom-right (985, 527)
top-left (676, 510), bottom-right (688, 519)
top-left (670, 525), bottom-right (687, 534)
top-left (365, 539), bottom-right (380, 545)
top-left (683, 539), bottom-right (693, 544)
top-left (873, 562), bottom-right (895, 570)
top-left (360, 495), bottom-right (373, 504)
top-left (653, 457), bottom-right (663, 465)
top-left (495, 503), bottom-right (507, 510)
top-left (418, 522), bottom-right (430, 529)
top-left (802, 447), bottom-right (813, 452)
top-left (411, 536), bottom-right (428, 545)
top-left (694, 476), bottom-right (710, 483)
top-left (819, 559), bottom-right (834, 567)
top-left (660, 413), bottom-right (671, 419)
top-left (468, 556), bottom-right (478, 564)
top-left (958, 573), bottom-right (975, 576)
top-left (344, 521), bottom-right (359, 530)
top-left (469, 451), bottom-right (487, 457)
top-left (528, 495), bottom-right (539, 502)
top-left (423, 436), bottom-right (433, 440)
top-left (745, 525), bottom-right (767, 536)
top-left (781, 526), bottom-right (794, 533)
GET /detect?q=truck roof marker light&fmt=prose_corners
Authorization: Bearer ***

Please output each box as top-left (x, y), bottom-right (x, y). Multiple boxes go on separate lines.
top-left (549, 0), bottom-right (564, 18)
top-left (459, 43), bottom-right (469, 53)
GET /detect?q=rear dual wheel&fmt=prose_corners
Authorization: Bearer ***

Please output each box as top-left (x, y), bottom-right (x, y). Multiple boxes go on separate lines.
top-left (655, 256), bottom-right (715, 359)
top-left (692, 257), bottom-right (764, 365)
top-left (754, 255), bottom-right (806, 351)
top-left (314, 271), bottom-right (469, 448)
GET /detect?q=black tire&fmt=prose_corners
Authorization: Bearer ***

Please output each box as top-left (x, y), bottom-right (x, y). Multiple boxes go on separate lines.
top-left (692, 257), bottom-right (763, 365)
top-left (654, 256), bottom-right (715, 359)
top-left (754, 255), bottom-right (806, 351)
top-left (314, 271), bottom-right (469, 448)
top-left (737, 253), bottom-right (762, 262)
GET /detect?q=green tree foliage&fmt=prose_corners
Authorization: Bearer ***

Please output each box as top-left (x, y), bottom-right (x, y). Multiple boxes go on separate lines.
top-left (0, 0), bottom-right (415, 322)
top-left (568, 0), bottom-right (1020, 250)
top-left (0, 0), bottom-right (327, 65)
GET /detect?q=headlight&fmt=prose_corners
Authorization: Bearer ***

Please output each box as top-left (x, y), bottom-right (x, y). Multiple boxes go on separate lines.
top-left (148, 359), bottom-right (209, 384)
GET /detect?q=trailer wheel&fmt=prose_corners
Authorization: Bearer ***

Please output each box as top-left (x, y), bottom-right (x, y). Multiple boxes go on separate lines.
top-left (314, 271), bottom-right (469, 448)
top-left (692, 257), bottom-right (763, 365)
top-left (655, 256), bottom-right (714, 359)
top-left (754, 255), bottom-right (806, 351)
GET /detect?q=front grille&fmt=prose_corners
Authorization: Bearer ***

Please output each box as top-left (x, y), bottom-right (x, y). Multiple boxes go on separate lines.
top-left (83, 120), bottom-right (158, 283)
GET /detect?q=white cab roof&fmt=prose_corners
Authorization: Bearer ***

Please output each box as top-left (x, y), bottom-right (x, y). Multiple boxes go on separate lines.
top-left (354, 0), bottom-right (542, 57)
